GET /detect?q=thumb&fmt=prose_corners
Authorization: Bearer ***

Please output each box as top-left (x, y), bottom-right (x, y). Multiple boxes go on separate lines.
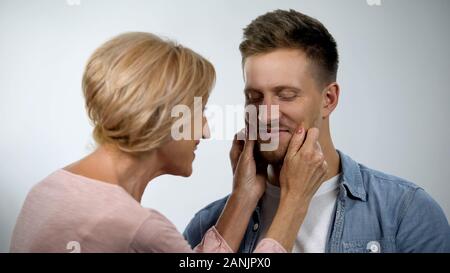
top-left (242, 138), bottom-right (255, 159)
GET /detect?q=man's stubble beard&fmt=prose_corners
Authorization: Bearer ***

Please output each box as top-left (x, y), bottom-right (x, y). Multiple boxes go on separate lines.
top-left (256, 140), bottom-right (289, 165)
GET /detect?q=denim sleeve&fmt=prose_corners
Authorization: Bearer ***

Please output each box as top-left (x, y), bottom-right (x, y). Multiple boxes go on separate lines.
top-left (183, 213), bottom-right (205, 249)
top-left (396, 188), bottom-right (450, 252)
top-left (183, 200), bottom-right (226, 248)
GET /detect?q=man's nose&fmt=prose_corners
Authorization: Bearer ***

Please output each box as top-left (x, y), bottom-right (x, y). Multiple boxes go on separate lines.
top-left (258, 97), bottom-right (280, 124)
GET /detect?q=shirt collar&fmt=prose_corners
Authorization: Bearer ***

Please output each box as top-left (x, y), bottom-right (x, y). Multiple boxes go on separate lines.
top-left (337, 149), bottom-right (367, 202)
top-left (255, 149), bottom-right (368, 211)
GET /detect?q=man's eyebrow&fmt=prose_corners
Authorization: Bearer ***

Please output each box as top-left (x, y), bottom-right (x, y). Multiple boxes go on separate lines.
top-left (243, 87), bottom-right (261, 93)
top-left (244, 85), bottom-right (303, 94)
top-left (272, 85), bottom-right (302, 93)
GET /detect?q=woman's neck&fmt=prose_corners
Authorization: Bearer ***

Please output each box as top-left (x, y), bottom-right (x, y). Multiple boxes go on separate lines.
top-left (64, 145), bottom-right (164, 202)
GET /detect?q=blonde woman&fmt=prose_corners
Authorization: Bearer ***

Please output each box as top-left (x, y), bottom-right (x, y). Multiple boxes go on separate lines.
top-left (10, 32), bottom-right (328, 253)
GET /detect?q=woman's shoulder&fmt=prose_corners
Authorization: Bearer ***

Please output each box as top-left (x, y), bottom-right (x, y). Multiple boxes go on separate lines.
top-left (12, 169), bottom-right (154, 252)
top-left (28, 169), bottom-right (143, 211)
top-left (130, 208), bottom-right (193, 253)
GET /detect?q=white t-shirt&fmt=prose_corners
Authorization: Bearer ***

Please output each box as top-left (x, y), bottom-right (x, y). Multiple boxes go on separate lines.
top-left (257, 174), bottom-right (341, 253)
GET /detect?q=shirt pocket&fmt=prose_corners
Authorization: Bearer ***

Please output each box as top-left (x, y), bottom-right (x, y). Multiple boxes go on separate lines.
top-left (342, 238), bottom-right (396, 253)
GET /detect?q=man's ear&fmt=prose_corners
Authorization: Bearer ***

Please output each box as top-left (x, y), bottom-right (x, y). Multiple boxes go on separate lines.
top-left (322, 82), bottom-right (340, 119)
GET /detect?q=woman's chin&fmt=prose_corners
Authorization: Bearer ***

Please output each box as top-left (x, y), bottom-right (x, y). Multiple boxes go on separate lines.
top-left (181, 167), bottom-right (193, 177)
top-left (171, 166), bottom-right (193, 177)
top-left (164, 160), bottom-right (194, 177)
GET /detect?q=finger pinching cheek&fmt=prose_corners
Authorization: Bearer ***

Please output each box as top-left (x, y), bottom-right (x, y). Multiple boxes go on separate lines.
top-left (315, 141), bottom-right (323, 152)
top-left (237, 128), bottom-right (246, 141)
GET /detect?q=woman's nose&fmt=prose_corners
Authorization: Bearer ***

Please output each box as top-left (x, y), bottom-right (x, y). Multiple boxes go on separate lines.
top-left (202, 117), bottom-right (211, 139)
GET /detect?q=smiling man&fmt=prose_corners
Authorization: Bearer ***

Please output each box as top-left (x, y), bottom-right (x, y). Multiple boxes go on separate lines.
top-left (183, 9), bottom-right (450, 253)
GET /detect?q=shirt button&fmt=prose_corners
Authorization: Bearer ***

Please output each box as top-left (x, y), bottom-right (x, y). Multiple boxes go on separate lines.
top-left (253, 223), bottom-right (259, 231)
top-left (366, 241), bottom-right (381, 253)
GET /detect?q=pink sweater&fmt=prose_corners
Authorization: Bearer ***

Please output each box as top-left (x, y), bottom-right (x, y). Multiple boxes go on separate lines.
top-left (10, 169), bottom-right (286, 253)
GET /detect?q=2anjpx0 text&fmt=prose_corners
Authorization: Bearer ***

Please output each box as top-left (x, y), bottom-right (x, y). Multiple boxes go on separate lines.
top-left (178, 256), bottom-right (271, 271)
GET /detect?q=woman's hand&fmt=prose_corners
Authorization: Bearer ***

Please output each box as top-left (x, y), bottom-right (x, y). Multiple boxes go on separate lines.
top-left (279, 127), bottom-right (328, 207)
top-left (265, 127), bottom-right (328, 252)
top-left (229, 129), bottom-right (267, 201)
top-left (215, 129), bottom-right (267, 252)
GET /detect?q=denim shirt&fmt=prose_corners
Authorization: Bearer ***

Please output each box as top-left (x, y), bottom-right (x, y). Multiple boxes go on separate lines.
top-left (183, 150), bottom-right (450, 253)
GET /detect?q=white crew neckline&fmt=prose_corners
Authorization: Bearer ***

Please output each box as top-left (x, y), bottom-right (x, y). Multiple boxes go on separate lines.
top-left (264, 173), bottom-right (341, 199)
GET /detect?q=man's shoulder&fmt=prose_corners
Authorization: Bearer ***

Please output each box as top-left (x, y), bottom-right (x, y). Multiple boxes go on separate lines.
top-left (353, 161), bottom-right (447, 228)
top-left (339, 151), bottom-right (437, 219)
top-left (183, 195), bottom-right (231, 247)
top-left (358, 163), bottom-right (450, 252)
top-left (195, 195), bottom-right (229, 216)
top-left (339, 150), bottom-right (422, 203)
top-left (358, 163), bottom-right (421, 193)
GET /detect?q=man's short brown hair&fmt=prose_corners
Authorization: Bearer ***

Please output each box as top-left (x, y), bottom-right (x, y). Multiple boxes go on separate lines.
top-left (239, 9), bottom-right (339, 86)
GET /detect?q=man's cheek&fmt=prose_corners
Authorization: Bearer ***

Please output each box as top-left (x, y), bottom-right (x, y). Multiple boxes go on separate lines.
top-left (260, 135), bottom-right (279, 152)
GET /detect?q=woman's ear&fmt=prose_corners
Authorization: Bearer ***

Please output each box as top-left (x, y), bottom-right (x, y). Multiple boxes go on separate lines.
top-left (322, 82), bottom-right (340, 119)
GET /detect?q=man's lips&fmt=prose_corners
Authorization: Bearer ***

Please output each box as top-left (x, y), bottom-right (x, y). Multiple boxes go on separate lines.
top-left (258, 127), bottom-right (291, 140)
top-left (259, 127), bottom-right (291, 134)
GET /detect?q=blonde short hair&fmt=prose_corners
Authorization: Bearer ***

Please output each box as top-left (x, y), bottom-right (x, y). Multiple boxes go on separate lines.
top-left (82, 32), bottom-right (215, 154)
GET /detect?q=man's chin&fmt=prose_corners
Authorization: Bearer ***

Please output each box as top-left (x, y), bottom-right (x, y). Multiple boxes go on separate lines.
top-left (257, 143), bottom-right (288, 165)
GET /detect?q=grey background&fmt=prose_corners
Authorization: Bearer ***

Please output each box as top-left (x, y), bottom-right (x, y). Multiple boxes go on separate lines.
top-left (1, 0), bottom-right (449, 252)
